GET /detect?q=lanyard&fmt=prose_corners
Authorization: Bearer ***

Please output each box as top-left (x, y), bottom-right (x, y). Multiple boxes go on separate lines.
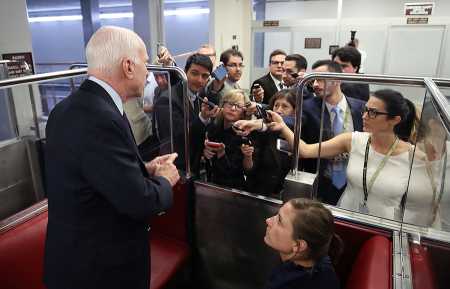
top-left (362, 136), bottom-right (399, 205)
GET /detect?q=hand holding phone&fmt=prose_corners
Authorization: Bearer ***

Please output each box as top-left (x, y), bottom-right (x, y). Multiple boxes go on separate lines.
top-left (211, 63), bottom-right (228, 81)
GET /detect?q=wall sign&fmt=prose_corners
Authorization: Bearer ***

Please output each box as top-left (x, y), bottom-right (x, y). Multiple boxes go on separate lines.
top-left (407, 17), bottom-right (429, 24)
top-left (305, 38), bottom-right (321, 49)
top-left (404, 2), bottom-right (434, 16)
top-left (2, 52), bottom-right (34, 78)
top-left (263, 20), bottom-right (279, 27)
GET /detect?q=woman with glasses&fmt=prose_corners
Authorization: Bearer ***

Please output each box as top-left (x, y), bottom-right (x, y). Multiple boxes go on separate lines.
top-left (264, 198), bottom-right (342, 289)
top-left (203, 89), bottom-right (254, 189)
top-left (235, 89), bottom-right (416, 220)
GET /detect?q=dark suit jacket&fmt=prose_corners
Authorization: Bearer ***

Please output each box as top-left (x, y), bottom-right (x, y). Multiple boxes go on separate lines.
top-left (252, 73), bottom-right (280, 104)
top-left (44, 79), bottom-right (173, 289)
top-left (153, 81), bottom-right (207, 175)
top-left (301, 95), bottom-right (365, 177)
top-left (341, 82), bottom-right (370, 102)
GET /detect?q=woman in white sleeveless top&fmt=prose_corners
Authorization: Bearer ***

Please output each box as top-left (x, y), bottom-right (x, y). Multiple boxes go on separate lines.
top-left (234, 89), bottom-right (416, 220)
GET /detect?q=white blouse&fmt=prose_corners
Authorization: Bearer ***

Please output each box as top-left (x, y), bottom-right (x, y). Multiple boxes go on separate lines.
top-left (338, 132), bottom-right (411, 220)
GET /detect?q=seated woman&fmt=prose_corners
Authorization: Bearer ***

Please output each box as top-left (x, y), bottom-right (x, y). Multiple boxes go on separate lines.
top-left (246, 90), bottom-right (295, 197)
top-left (203, 89), bottom-right (254, 189)
top-left (265, 198), bottom-right (342, 289)
top-left (235, 89), bottom-right (416, 220)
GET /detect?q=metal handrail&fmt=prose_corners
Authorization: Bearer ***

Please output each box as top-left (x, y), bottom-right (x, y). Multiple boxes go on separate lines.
top-left (0, 68), bottom-right (87, 89)
top-left (0, 65), bottom-right (191, 177)
top-left (292, 73), bottom-right (450, 172)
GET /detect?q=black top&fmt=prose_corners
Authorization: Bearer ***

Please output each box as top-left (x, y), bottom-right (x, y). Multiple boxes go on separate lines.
top-left (266, 257), bottom-right (340, 289)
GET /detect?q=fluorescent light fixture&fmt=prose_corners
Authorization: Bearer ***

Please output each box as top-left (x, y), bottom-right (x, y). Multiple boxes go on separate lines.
top-left (164, 8), bottom-right (209, 16)
top-left (28, 8), bottom-right (209, 23)
top-left (28, 15), bottom-right (82, 23)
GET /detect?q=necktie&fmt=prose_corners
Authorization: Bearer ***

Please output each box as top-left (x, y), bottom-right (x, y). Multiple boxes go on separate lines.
top-left (331, 106), bottom-right (346, 189)
top-left (279, 82), bottom-right (284, 90)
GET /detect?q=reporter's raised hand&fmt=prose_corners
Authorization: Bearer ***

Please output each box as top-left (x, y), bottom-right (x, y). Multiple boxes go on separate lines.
top-left (252, 87), bottom-right (264, 103)
top-left (266, 110), bottom-right (287, 132)
top-left (157, 46), bottom-right (174, 66)
top-left (200, 97), bottom-right (220, 120)
top-left (154, 162), bottom-right (180, 187)
top-left (241, 144), bottom-right (254, 158)
top-left (233, 119), bottom-right (262, 136)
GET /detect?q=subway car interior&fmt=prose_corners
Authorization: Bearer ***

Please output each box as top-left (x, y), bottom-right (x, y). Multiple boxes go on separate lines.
top-left (1, 1), bottom-right (450, 289)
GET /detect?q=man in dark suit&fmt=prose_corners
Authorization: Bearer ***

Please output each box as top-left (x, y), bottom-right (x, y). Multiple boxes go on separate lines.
top-left (332, 46), bottom-right (370, 101)
top-left (301, 60), bottom-right (365, 205)
top-left (153, 54), bottom-right (219, 176)
top-left (251, 49), bottom-right (287, 104)
top-left (43, 26), bottom-right (180, 289)
top-left (282, 53), bottom-right (314, 100)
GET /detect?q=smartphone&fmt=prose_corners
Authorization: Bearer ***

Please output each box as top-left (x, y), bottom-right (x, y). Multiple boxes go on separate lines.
top-left (206, 141), bottom-right (222, 148)
top-left (196, 95), bottom-right (216, 110)
top-left (241, 137), bottom-right (252, 146)
top-left (291, 72), bottom-right (299, 78)
top-left (211, 63), bottom-right (227, 81)
top-left (256, 104), bottom-right (271, 123)
top-left (276, 139), bottom-right (291, 154)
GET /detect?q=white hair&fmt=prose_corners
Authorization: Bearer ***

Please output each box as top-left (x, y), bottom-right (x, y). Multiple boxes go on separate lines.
top-left (85, 26), bottom-right (146, 76)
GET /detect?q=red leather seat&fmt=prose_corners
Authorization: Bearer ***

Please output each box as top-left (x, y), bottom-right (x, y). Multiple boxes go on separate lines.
top-left (410, 244), bottom-right (437, 289)
top-left (150, 233), bottom-right (190, 289)
top-left (0, 211), bottom-right (48, 289)
top-left (0, 210), bottom-right (189, 289)
top-left (345, 235), bottom-right (392, 289)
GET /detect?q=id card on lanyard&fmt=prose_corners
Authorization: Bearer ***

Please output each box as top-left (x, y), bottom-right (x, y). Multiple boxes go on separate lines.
top-left (361, 136), bottom-right (399, 213)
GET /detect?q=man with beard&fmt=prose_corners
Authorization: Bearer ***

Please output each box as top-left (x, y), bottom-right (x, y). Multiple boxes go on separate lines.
top-left (301, 60), bottom-right (365, 205)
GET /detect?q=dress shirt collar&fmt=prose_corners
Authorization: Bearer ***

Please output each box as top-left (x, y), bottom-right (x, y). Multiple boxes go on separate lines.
top-left (269, 72), bottom-right (284, 89)
top-left (88, 76), bottom-right (124, 115)
top-left (325, 94), bottom-right (348, 115)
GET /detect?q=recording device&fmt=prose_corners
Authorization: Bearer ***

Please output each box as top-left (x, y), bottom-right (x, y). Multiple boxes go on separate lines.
top-left (348, 31), bottom-right (357, 47)
top-left (276, 138), bottom-right (291, 154)
top-left (240, 137), bottom-right (252, 146)
top-left (291, 72), bottom-right (299, 78)
top-left (255, 104), bottom-right (271, 123)
top-left (205, 140), bottom-right (222, 148)
top-left (211, 63), bottom-right (228, 81)
top-left (232, 124), bottom-right (244, 132)
top-left (252, 83), bottom-right (261, 90)
top-left (196, 95), bottom-right (216, 110)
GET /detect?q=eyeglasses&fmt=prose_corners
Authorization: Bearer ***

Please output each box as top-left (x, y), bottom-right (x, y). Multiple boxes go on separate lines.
top-left (224, 102), bottom-right (246, 111)
top-left (362, 106), bottom-right (390, 119)
top-left (227, 63), bottom-right (245, 69)
top-left (270, 61), bottom-right (284, 66)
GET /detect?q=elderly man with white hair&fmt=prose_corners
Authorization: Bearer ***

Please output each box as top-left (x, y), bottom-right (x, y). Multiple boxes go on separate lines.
top-left (43, 26), bottom-right (180, 289)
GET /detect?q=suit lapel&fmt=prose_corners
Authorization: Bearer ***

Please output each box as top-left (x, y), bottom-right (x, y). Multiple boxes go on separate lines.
top-left (347, 97), bottom-right (364, 131)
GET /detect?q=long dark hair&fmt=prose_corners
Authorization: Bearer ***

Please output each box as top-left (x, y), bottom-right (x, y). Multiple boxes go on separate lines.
top-left (372, 89), bottom-right (416, 140)
top-left (289, 198), bottom-right (344, 266)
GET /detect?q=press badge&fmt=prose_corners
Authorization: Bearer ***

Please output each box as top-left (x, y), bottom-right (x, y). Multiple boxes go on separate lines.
top-left (359, 203), bottom-right (369, 214)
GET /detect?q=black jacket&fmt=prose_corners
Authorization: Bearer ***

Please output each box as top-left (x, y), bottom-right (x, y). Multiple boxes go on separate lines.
top-left (252, 73), bottom-right (280, 104)
top-left (44, 79), bottom-right (173, 289)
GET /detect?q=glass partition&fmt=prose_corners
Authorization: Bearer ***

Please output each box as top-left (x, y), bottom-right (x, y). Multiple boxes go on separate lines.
top-left (0, 67), bottom-right (183, 222)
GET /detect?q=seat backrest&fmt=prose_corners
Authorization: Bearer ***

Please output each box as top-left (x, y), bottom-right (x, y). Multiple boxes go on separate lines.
top-left (0, 211), bottom-right (48, 289)
top-left (410, 244), bottom-right (438, 289)
top-left (345, 235), bottom-right (392, 289)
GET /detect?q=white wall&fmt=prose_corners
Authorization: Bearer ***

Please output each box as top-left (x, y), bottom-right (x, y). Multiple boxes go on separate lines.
top-left (254, 0), bottom-right (450, 80)
top-left (209, 0), bottom-right (252, 89)
top-left (0, 0), bottom-right (42, 138)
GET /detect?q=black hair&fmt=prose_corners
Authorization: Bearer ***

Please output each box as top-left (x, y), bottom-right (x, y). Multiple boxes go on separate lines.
top-left (220, 49), bottom-right (244, 66)
top-left (311, 59), bottom-right (343, 73)
top-left (331, 46), bottom-right (362, 73)
top-left (185, 53), bottom-right (213, 74)
top-left (372, 89), bottom-right (416, 139)
top-left (268, 89), bottom-right (296, 112)
top-left (285, 54), bottom-right (308, 71)
top-left (269, 49), bottom-right (287, 62)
